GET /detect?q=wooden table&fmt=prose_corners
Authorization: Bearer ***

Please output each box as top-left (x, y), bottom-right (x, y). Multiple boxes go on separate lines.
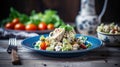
top-left (0, 39), bottom-right (120, 67)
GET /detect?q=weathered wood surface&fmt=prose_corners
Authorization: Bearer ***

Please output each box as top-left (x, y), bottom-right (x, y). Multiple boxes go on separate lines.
top-left (0, 40), bottom-right (120, 67)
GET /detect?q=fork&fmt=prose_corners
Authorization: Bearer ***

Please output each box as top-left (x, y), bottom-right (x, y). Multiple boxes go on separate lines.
top-left (7, 38), bottom-right (21, 65)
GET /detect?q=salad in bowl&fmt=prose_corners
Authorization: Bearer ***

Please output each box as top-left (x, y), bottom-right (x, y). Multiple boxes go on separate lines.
top-left (34, 25), bottom-right (91, 51)
top-left (97, 23), bottom-right (120, 34)
top-left (97, 23), bottom-right (120, 46)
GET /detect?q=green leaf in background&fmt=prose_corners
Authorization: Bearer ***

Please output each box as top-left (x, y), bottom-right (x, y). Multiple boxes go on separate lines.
top-left (41, 9), bottom-right (64, 27)
top-left (30, 10), bottom-right (36, 16)
top-left (44, 9), bottom-right (57, 15)
top-left (9, 7), bottom-right (29, 24)
top-left (1, 7), bottom-right (65, 28)
top-left (41, 14), bottom-right (52, 24)
top-left (29, 12), bottom-right (43, 25)
top-left (41, 10), bottom-right (57, 24)
top-left (9, 7), bottom-right (20, 18)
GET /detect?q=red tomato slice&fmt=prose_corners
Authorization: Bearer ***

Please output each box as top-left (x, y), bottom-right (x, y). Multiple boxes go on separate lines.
top-left (80, 44), bottom-right (87, 49)
top-left (40, 42), bottom-right (47, 50)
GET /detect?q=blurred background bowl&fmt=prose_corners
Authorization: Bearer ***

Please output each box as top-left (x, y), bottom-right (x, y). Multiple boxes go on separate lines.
top-left (97, 32), bottom-right (120, 46)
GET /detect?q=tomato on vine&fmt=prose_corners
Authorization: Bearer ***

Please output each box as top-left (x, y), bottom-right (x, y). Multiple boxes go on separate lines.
top-left (12, 18), bottom-right (20, 25)
top-left (14, 23), bottom-right (25, 30)
top-left (25, 23), bottom-right (37, 31)
top-left (5, 22), bottom-right (14, 29)
top-left (47, 23), bottom-right (54, 30)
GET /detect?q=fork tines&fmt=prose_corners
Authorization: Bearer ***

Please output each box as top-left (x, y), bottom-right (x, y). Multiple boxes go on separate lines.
top-left (7, 38), bottom-right (17, 54)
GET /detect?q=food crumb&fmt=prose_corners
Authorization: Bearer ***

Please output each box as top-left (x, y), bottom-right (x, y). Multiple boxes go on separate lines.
top-left (114, 64), bottom-right (118, 66)
top-left (42, 63), bottom-right (47, 67)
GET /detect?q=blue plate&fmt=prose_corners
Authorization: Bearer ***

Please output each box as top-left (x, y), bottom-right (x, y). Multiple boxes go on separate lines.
top-left (21, 34), bottom-right (102, 58)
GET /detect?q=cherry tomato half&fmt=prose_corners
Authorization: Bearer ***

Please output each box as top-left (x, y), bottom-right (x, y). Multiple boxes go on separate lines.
top-left (38, 22), bottom-right (47, 30)
top-left (47, 24), bottom-right (54, 30)
top-left (12, 18), bottom-right (20, 25)
top-left (40, 42), bottom-right (47, 50)
top-left (14, 23), bottom-right (25, 30)
top-left (25, 23), bottom-right (37, 31)
top-left (5, 22), bottom-right (14, 29)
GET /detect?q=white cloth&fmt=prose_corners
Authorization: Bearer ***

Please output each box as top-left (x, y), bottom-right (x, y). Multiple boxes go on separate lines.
top-left (0, 28), bottom-right (39, 38)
